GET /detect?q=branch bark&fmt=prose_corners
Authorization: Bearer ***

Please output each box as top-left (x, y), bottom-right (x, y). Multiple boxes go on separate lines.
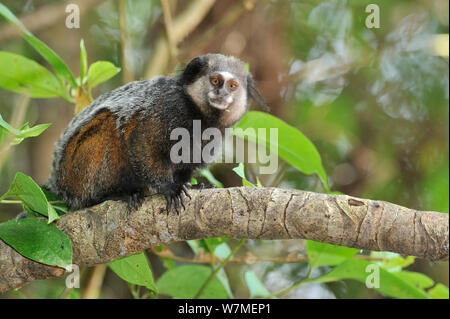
top-left (0, 187), bottom-right (448, 293)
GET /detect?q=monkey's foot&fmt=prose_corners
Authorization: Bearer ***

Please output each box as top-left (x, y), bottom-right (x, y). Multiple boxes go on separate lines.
top-left (159, 183), bottom-right (191, 213)
top-left (126, 193), bottom-right (145, 211)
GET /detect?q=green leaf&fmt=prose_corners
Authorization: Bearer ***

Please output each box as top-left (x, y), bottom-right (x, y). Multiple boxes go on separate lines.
top-left (310, 259), bottom-right (430, 299)
top-left (108, 252), bottom-right (158, 293)
top-left (0, 3), bottom-right (23, 26)
top-left (12, 123), bottom-right (51, 145)
top-left (428, 284), bottom-right (449, 299)
top-left (232, 163), bottom-right (256, 187)
top-left (256, 177), bottom-right (263, 187)
top-left (234, 111), bottom-right (329, 191)
top-left (11, 123), bottom-right (29, 145)
top-left (393, 271), bottom-right (434, 289)
top-left (160, 256), bottom-right (176, 271)
top-left (244, 271), bottom-right (272, 298)
top-left (0, 51), bottom-right (62, 98)
top-left (87, 61), bottom-right (120, 88)
top-left (306, 240), bottom-right (360, 268)
top-left (22, 35), bottom-right (77, 89)
top-left (157, 265), bottom-right (228, 299)
top-left (66, 289), bottom-right (81, 299)
top-left (186, 240), bottom-right (234, 297)
top-left (22, 203), bottom-right (43, 217)
top-left (213, 243), bottom-right (234, 298)
top-left (154, 245), bottom-right (176, 270)
top-left (0, 218), bottom-right (72, 269)
top-left (187, 239), bottom-right (231, 268)
top-left (46, 205), bottom-right (59, 224)
top-left (0, 114), bottom-right (51, 146)
top-left (214, 242), bottom-right (232, 259)
top-left (80, 39), bottom-right (88, 83)
top-left (8, 289), bottom-right (26, 299)
top-left (370, 251), bottom-right (415, 271)
top-left (0, 172), bottom-right (59, 223)
top-left (202, 237), bottom-right (230, 253)
top-left (186, 239), bottom-right (203, 254)
top-left (197, 168), bottom-right (224, 188)
top-left (20, 123), bottom-right (51, 138)
top-left (0, 3), bottom-right (77, 89)
top-left (42, 188), bottom-right (68, 216)
top-left (0, 114), bottom-right (21, 135)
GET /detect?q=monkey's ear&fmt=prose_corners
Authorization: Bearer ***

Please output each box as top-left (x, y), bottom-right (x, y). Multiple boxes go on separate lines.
top-left (182, 56), bottom-right (208, 84)
top-left (247, 74), bottom-right (269, 112)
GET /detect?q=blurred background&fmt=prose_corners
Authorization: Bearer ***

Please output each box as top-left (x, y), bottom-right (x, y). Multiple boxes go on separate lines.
top-left (0, 0), bottom-right (448, 298)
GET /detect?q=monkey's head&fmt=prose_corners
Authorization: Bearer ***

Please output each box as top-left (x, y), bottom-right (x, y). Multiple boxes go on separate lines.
top-left (182, 54), bottom-right (267, 127)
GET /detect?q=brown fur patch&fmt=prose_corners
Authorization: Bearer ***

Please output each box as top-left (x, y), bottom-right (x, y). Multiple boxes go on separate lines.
top-left (60, 110), bottom-right (125, 197)
top-left (123, 112), bottom-right (142, 142)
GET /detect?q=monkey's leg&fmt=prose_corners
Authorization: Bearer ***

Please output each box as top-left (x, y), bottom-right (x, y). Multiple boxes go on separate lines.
top-left (126, 192), bottom-right (146, 211)
top-left (173, 168), bottom-right (194, 201)
top-left (136, 161), bottom-right (189, 213)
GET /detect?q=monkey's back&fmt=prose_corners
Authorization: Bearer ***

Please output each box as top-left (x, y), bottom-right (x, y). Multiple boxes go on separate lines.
top-left (46, 77), bottom-right (181, 210)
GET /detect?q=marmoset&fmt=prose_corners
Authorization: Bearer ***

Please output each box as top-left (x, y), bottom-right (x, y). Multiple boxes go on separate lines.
top-left (44, 54), bottom-right (266, 212)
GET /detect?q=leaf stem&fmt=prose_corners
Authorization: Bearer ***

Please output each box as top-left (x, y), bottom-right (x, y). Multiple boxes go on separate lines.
top-left (194, 239), bottom-right (246, 298)
top-left (268, 266), bottom-right (314, 298)
top-left (0, 199), bottom-right (23, 204)
top-left (0, 94), bottom-right (30, 171)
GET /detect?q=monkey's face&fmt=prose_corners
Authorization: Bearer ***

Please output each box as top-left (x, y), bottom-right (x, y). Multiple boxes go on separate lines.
top-left (186, 70), bottom-right (247, 119)
top-left (183, 54), bottom-right (266, 127)
top-left (207, 71), bottom-right (246, 111)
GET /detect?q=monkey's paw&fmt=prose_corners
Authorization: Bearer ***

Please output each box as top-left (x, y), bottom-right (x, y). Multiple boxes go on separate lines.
top-left (159, 183), bottom-right (191, 213)
top-left (126, 193), bottom-right (146, 211)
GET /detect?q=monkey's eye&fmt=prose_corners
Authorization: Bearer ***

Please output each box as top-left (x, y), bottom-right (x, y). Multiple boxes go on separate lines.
top-left (227, 80), bottom-right (239, 91)
top-left (210, 76), bottom-right (221, 86)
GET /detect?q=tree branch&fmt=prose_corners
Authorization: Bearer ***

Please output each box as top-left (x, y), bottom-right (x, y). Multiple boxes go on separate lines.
top-left (0, 187), bottom-right (448, 293)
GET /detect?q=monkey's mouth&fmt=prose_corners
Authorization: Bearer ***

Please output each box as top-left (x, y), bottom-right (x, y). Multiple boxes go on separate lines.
top-left (208, 96), bottom-right (233, 110)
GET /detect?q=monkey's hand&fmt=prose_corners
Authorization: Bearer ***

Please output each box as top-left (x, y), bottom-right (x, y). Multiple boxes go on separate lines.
top-left (158, 183), bottom-right (191, 213)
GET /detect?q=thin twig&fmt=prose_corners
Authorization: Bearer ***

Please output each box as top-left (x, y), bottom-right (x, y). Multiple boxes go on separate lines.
top-left (179, 0), bottom-right (261, 59)
top-left (150, 247), bottom-right (387, 264)
top-left (81, 264), bottom-right (107, 299)
top-left (144, 0), bottom-right (216, 79)
top-left (0, 200), bottom-right (23, 205)
top-left (268, 265), bottom-right (314, 298)
top-left (0, 95), bottom-right (30, 171)
top-left (194, 239), bottom-right (246, 298)
top-left (160, 0), bottom-right (178, 68)
top-left (117, 0), bottom-right (134, 83)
